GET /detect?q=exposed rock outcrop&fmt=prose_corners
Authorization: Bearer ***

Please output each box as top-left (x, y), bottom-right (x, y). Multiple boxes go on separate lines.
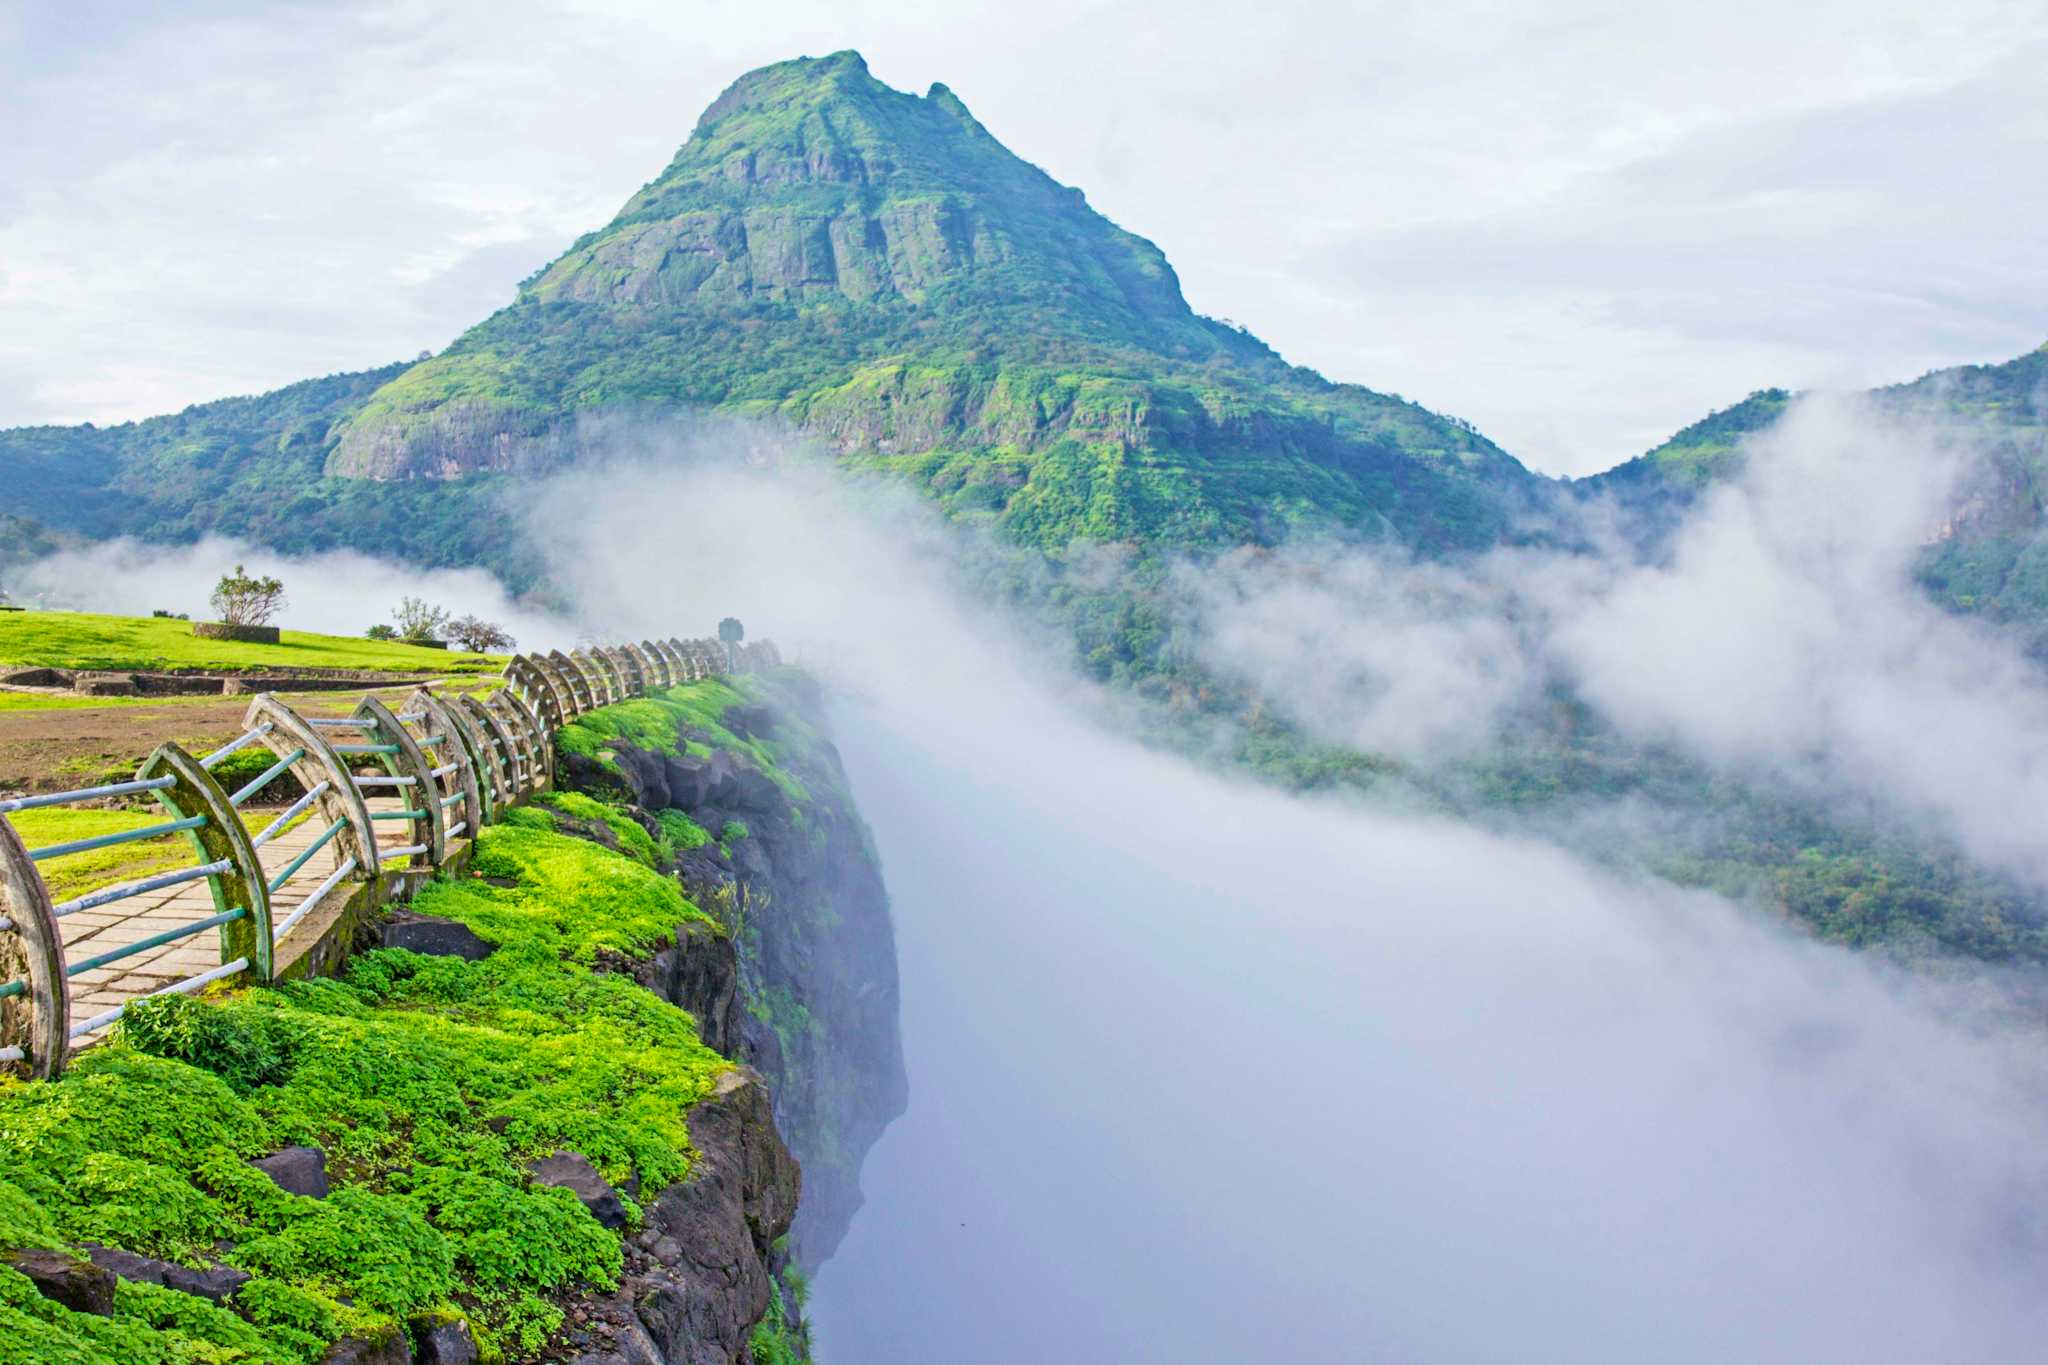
top-left (4, 1247), bottom-right (115, 1315)
top-left (85, 1244), bottom-right (249, 1303)
top-left (634, 919), bottom-right (740, 1057)
top-left (379, 911), bottom-right (495, 961)
top-left (317, 1325), bottom-right (411, 1365)
top-left (566, 1068), bottom-right (800, 1365)
top-left (565, 674), bottom-right (907, 1269)
top-left (252, 1144), bottom-right (330, 1199)
top-left (529, 1151), bottom-right (629, 1231)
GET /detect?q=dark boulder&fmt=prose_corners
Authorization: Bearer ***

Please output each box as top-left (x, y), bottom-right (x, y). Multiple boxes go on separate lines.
top-left (410, 1314), bottom-right (482, 1365)
top-left (528, 1151), bottom-right (628, 1229)
top-left (318, 1324), bottom-right (411, 1365)
top-left (379, 913), bottom-right (494, 961)
top-left (252, 1145), bottom-right (330, 1199)
top-left (720, 703), bottom-right (778, 739)
top-left (86, 1244), bottom-right (248, 1302)
top-left (4, 1248), bottom-right (115, 1315)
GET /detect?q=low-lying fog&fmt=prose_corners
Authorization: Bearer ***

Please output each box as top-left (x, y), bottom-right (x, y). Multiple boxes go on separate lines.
top-left (526, 435), bottom-right (2048, 1363)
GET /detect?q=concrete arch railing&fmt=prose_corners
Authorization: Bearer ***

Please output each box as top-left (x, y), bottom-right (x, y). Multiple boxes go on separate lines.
top-left (0, 629), bottom-right (754, 1080)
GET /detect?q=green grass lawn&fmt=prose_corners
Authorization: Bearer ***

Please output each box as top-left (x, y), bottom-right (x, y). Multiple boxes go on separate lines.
top-left (0, 611), bottom-right (507, 676)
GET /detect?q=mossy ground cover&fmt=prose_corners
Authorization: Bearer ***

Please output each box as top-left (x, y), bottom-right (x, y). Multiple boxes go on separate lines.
top-left (0, 611), bottom-right (505, 676)
top-left (0, 812), bottom-right (726, 1361)
top-left (556, 675), bottom-right (814, 808)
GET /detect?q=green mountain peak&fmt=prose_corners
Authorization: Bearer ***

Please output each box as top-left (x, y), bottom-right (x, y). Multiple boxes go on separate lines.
top-left (517, 47), bottom-right (1194, 337)
top-left (4, 53), bottom-right (1536, 560)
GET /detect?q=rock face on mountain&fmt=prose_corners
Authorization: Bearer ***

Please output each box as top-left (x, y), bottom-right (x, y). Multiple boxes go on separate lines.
top-left (565, 1069), bottom-right (800, 1365)
top-left (525, 53), bottom-right (1183, 321)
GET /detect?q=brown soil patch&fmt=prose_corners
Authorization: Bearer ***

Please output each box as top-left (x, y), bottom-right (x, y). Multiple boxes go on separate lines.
top-left (0, 685), bottom-right (429, 793)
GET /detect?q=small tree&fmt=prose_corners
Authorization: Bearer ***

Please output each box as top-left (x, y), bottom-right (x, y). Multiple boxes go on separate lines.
top-left (447, 615), bottom-right (515, 652)
top-left (210, 565), bottom-right (286, 627)
top-left (364, 623), bottom-right (397, 641)
top-left (391, 597), bottom-right (450, 643)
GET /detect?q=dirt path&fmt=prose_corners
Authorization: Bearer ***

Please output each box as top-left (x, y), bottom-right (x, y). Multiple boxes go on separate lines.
top-left (0, 685), bottom-right (428, 792)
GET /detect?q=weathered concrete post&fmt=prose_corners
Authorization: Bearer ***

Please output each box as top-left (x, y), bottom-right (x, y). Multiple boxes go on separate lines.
top-left (136, 743), bottom-right (274, 981)
top-left (351, 696), bottom-right (448, 869)
top-left (245, 695), bottom-right (383, 883)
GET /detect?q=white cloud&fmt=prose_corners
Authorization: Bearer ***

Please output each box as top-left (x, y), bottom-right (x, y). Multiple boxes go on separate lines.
top-left (1185, 391), bottom-right (2048, 890)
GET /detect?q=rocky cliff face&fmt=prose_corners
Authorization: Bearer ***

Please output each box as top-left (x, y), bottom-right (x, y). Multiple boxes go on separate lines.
top-left (559, 1068), bottom-right (802, 1365)
top-left (562, 672), bottom-right (908, 1272)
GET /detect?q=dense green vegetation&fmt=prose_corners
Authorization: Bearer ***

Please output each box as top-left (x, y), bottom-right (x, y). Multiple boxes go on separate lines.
top-left (0, 677), bottom-right (826, 1362)
top-left (555, 678), bottom-right (815, 807)
top-left (0, 785), bottom-right (717, 1361)
top-left (0, 610), bottom-right (505, 675)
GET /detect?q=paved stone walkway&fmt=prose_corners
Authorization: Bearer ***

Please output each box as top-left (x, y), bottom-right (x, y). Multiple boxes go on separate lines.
top-left (59, 795), bottom-right (425, 1037)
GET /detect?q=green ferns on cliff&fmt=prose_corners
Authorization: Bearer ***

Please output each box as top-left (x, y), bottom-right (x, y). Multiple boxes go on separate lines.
top-left (0, 816), bottom-right (727, 1361)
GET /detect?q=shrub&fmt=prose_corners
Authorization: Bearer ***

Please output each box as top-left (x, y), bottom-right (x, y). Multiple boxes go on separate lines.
top-left (120, 993), bottom-right (307, 1092)
top-left (391, 597), bottom-right (449, 643)
top-left (209, 565), bottom-right (286, 627)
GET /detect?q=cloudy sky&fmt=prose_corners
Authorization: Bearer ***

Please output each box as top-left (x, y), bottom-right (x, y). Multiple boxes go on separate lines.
top-left (1, 0), bottom-right (2043, 476)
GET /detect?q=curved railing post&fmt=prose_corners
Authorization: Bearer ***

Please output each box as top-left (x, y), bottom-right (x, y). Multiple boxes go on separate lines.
top-left (408, 691), bottom-right (486, 837)
top-left (638, 641), bottom-right (672, 690)
top-left (615, 646), bottom-right (649, 697)
top-left (568, 649), bottom-right (607, 705)
top-left (668, 638), bottom-right (699, 680)
top-left (137, 742), bottom-right (273, 981)
top-left (549, 650), bottom-right (596, 716)
top-left (592, 649), bottom-right (622, 702)
top-left (508, 655), bottom-right (569, 732)
top-left (245, 695), bottom-right (382, 882)
top-left (0, 818), bottom-right (69, 1080)
top-left (352, 696), bottom-right (446, 868)
top-left (576, 648), bottom-right (623, 705)
top-left (456, 694), bottom-right (520, 808)
top-left (491, 688), bottom-right (553, 792)
top-left (600, 648), bottom-right (632, 701)
top-left (532, 654), bottom-right (580, 722)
